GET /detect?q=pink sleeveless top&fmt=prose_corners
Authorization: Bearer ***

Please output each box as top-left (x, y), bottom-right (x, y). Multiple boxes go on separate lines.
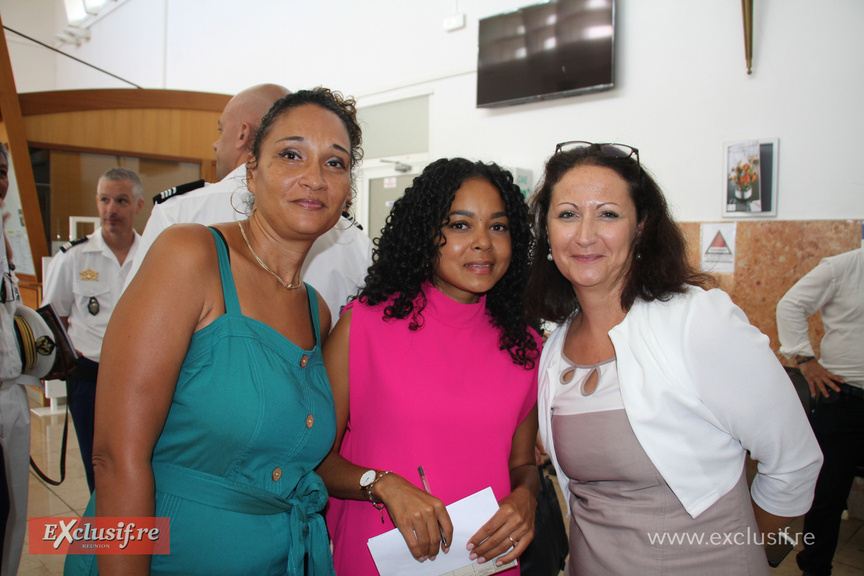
top-left (326, 282), bottom-right (539, 575)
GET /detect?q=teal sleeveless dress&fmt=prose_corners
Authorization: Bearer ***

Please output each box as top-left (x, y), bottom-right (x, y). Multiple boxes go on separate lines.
top-left (65, 228), bottom-right (337, 576)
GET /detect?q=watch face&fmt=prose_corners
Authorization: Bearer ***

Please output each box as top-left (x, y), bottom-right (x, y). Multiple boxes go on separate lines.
top-left (360, 469), bottom-right (377, 487)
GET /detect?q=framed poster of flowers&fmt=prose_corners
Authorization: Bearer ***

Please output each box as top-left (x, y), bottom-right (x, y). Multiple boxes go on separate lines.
top-left (723, 138), bottom-right (779, 218)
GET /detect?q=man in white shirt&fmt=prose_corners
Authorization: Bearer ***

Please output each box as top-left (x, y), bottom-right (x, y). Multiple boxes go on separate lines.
top-left (42, 167), bottom-right (144, 493)
top-left (124, 83), bottom-right (372, 321)
top-left (777, 247), bottom-right (864, 576)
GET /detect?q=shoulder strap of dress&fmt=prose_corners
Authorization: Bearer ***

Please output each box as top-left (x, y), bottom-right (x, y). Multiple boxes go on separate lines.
top-left (208, 227), bottom-right (241, 315)
top-left (304, 282), bottom-right (321, 345)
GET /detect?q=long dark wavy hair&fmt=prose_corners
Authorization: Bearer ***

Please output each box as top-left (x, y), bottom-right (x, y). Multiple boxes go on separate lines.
top-left (526, 145), bottom-right (713, 324)
top-left (360, 158), bottom-right (540, 369)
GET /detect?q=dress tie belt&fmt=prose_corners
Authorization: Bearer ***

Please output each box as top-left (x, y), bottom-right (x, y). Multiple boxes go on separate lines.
top-left (153, 462), bottom-right (335, 576)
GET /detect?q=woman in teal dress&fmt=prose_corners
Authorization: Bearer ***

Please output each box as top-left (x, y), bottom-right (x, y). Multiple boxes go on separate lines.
top-left (64, 88), bottom-right (363, 576)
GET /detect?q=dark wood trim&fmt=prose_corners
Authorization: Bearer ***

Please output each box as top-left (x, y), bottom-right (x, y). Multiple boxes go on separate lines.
top-left (13, 89), bottom-right (231, 117)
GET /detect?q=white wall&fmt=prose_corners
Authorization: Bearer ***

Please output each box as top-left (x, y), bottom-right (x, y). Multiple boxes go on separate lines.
top-left (1, 0), bottom-right (60, 93)
top-left (2, 0), bottom-right (862, 222)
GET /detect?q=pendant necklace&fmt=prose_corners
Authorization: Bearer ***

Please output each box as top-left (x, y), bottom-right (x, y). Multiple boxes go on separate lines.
top-left (237, 220), bottom-right (302, 290)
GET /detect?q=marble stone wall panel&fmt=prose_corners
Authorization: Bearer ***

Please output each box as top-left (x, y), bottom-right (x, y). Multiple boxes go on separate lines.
top-left (679, 220), bottom-right (861, 361)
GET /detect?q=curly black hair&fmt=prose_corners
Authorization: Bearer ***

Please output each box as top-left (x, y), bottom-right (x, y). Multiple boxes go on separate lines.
top-left (359, 158), bottom-right (540, 369)
top-left (526, 145), bottom-right (713, 323)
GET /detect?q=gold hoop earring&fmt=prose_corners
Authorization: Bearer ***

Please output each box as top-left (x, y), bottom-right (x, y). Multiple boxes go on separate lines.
top-left (335, 208), bottom-right (362, 231)
top-left (230, 185), bottom-right (252, 216)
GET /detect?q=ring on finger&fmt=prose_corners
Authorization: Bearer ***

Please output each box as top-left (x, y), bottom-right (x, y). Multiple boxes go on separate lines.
top-left (508, 536), bottom-right (519, 546)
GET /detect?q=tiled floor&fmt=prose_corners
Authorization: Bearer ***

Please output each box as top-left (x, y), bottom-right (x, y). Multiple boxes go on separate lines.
top-left (19, 395), bottom-right (90, 576)
top-left (15, 394), bottom-right (864, 575)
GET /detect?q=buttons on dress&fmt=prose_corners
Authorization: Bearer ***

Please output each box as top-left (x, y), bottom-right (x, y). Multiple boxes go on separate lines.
top-left (300, 354), bottom-right (308, 368)
top-left (272, 468), bottom-right (282, 481)
top-left (306, 414), bottom-right (314, 428)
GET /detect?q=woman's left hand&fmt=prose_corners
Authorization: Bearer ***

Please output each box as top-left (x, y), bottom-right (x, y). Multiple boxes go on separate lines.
top-left (466, 484), bottom-right (536, 567)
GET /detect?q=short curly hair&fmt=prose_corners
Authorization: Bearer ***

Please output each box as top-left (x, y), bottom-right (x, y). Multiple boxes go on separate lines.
top-left (360, 157), bottom-right (540, 369)
top-left (249, 87), bottom-right (363, 178)
top-left (526, 145), bottom-right (713, 323)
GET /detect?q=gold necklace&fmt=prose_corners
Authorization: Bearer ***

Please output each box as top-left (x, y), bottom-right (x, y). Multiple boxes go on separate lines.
top-left (237, 220), bottom-right (302, 290)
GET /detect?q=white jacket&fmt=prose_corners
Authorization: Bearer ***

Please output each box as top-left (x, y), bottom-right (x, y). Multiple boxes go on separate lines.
top-left (539, 286), bottom-right (822, 518)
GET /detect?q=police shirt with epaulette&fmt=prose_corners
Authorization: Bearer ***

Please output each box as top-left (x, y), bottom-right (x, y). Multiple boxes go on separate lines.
top-left (59, 236), bottom-right (89, 253)
top-left (40, 228), bottom-right (141, 362)
top-left (124, 164), bottom-right (374, 321)
top-left (152, 179), bottom-right (206, 205)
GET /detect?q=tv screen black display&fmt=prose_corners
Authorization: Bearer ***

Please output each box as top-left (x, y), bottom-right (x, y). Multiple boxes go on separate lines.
top-left (477, 0), bottom-right (615, 108)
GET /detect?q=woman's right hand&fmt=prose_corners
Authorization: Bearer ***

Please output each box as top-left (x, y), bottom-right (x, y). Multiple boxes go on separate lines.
top-left (373, 473), bottom-right (454, 562)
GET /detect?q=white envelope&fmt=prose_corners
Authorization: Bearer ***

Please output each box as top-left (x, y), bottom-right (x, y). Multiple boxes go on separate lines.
top-left (367, 486), bottom-right (517, 576)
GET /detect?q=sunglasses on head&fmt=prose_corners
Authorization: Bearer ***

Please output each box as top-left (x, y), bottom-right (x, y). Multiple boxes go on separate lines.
top-left (554, 141), bottom-right (640, 172)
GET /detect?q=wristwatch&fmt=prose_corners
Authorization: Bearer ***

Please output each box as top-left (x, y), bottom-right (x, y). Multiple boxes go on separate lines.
top-left (796, 355), bottom-right (816, 366)
top-left (359, 469), bottom-right (378, 493)
top-left (360, 469), bottom-right (392, 522)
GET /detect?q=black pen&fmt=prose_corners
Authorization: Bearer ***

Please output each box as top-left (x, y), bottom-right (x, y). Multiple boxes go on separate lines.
top-left (418, 465), bottom-right (448, 548)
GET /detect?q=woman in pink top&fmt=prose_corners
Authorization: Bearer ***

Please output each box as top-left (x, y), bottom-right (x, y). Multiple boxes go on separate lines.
top-left (318, 158), bottom-right (541, 575)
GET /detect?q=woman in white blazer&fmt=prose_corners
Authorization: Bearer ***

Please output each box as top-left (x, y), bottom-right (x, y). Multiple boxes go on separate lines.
top-left (525, 141), bottom-right (822, 576)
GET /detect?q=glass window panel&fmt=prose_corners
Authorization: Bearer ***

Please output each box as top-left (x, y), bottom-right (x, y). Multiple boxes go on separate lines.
top-left (358, 96), bottom-right (429, 159)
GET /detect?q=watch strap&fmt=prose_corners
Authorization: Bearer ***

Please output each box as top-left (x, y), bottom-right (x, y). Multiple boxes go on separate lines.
top-left (363, 470), bottom-right (392, 522)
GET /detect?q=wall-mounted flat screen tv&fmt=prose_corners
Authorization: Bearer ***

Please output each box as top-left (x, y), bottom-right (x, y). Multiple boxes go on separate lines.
top-left (477, 0), bottom-right (616, 108)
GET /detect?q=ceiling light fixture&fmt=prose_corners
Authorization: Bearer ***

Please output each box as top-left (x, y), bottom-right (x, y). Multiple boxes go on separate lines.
top-left (57, 0), bottom-right (127, 47)
top-left (381, 159), bottom-right (412, 173)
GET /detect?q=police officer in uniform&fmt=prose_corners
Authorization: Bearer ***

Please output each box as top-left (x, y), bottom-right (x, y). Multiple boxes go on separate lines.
top-left (42, 167), bottom-right (144, 493)
top-left (124, 83), bottom-right (373, 322)
top-left (1, 143), bottom-right (27, 576)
